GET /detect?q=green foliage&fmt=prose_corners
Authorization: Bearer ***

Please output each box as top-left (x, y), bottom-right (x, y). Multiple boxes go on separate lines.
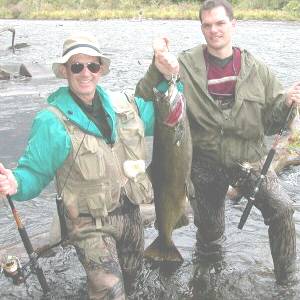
top-left (78, 0), bottom-right (107, 9)
top-left (284, 0), bottom-right (300, 13)
top-left (233, 0), bottom-right (290, 10)
top-left (233, 0), bottom-right (300, 17)
top-left (0, 0), bottom-right (298, 20)
top-left (45, 0), bottom-right (80, 9)
top-left (0, 0), bottom-right (21, 4)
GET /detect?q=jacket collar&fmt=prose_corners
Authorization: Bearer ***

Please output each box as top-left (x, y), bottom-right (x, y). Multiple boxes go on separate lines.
top-left (47, 85), bottom-right (117, 140)
top-left (179, 45), bottom-right (255, 84)
top-left (179, 45), bottom-right (255, 115)
top-left (179, 44), bottom-right (208, 92)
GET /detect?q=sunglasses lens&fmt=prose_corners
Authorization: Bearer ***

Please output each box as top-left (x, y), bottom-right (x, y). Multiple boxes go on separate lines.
top-left (70, 63), bottom-right (84, 74)
top-left (87, 63), bottom-right (101, 73)
top-left (70, 62), bottom-right (101, 74)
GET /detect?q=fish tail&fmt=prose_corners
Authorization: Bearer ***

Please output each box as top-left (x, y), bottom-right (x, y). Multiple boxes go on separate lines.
top-left (144, 237), bottom-right (183, 263)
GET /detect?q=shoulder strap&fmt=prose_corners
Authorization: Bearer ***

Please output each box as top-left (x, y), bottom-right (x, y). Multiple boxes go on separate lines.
top-left (123, 90), bottom-right (139, 115)
top-left (46, 105), bottom-right (67, 122)
top-left (46, 105), bottom-right (74, 138)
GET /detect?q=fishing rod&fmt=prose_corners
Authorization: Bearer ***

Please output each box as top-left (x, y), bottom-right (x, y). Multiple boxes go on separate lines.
top-left (238, 103), bottom-right (295, 230)
top-left (5, 194), bottom-right (49, 294)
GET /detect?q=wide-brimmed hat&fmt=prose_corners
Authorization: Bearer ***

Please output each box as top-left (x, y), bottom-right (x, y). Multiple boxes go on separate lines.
top-left (52, 32), bottom-right (111, 78)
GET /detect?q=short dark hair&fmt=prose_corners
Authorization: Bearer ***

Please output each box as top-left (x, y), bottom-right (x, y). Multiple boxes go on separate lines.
top-left (199, 0), bottom-right (234, 22)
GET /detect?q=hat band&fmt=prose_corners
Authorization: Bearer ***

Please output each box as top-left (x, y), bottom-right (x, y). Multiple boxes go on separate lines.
top-left (63, 44), bottom-right (101, 56)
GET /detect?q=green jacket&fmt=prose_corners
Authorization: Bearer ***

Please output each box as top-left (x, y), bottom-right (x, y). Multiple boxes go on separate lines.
top-left (135, 44), bottom-right (292, 167)
top-left (12, 85), bottom-right (154, 201)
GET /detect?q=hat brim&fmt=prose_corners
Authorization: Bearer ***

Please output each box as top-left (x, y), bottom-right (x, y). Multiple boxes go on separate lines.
top-left (52, 46), bottom-right (110, 78)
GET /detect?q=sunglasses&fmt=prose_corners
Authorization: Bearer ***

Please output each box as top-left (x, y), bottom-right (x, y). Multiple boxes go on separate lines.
top-left (70, 62), bottom-right (101, 74)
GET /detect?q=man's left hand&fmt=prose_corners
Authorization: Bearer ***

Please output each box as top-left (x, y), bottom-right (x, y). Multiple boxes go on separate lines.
top-left (153, 37), bottom-right (179, 80)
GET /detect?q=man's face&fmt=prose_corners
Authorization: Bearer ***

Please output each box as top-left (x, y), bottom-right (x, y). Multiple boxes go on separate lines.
top-left (201, 6), bottom-right (236, 55)
top-left (61, 53), bottom-right (102, 104)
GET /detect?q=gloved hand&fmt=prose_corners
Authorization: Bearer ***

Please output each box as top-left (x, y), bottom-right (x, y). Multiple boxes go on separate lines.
top-left (0, 163), bottom-right (18, 198)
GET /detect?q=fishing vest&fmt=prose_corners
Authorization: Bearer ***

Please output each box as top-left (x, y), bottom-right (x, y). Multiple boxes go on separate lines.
top-left (48, 92), bottom-right (153, 228)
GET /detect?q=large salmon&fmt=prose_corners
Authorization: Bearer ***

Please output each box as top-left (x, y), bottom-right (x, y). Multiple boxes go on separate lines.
top-left (145, 80), bottom-right (193, 263)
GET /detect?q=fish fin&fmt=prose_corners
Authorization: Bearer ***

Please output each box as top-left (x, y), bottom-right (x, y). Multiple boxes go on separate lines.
top-left (174, 214), bottom-right (189, 229)
top-left (144, 237), bottom-right (183, 263)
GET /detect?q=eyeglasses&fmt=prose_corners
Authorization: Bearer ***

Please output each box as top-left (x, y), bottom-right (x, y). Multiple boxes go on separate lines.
top-left (70, 62), bottom-right (101, 74)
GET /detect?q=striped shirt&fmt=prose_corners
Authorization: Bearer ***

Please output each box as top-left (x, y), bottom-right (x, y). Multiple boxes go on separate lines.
top-left (204, 47), bottom-right (241, 109)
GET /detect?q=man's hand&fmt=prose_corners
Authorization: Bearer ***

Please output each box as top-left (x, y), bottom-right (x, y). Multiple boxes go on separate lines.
top-left (153, 37), bottom-right (179, 80)
top-left (0, 163), bottom-right (18, 198)
top-left (286, 82), bottom-right (300, 106)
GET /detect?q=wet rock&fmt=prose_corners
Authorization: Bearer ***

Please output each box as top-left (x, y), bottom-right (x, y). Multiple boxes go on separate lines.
top-left (0, 63), bottom-right (54, 80)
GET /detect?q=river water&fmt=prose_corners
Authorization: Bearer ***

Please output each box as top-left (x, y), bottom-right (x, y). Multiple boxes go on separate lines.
top-left (0, 19), bottom-right (300, 299)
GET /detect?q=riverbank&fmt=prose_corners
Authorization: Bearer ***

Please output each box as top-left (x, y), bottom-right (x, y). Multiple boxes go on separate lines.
top-left (0, 3), bottom-right (299, 21)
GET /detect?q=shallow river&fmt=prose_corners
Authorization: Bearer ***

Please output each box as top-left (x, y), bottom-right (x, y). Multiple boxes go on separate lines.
top-left (0, 18), bottom-right (300, 299)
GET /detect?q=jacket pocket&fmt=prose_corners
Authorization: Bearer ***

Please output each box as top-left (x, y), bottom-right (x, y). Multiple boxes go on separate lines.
top-left (76, 138), bottom-right (106, 180)
top-left (126, 172), bottom-right (153, 204)
top-left (85, 185), bottom-right (116, 218)
top-left (118, 114), bottom-right (145, 158)
top-left (235, 97), bottom-right (264, 139)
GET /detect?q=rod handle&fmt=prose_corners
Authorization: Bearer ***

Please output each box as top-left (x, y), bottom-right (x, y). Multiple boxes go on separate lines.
top-left (238, 199), bottom-right (254, 229)
top-left (6, 195), bottom-right (50, 294)
top-left (35, 266), bottom-right (50, 293)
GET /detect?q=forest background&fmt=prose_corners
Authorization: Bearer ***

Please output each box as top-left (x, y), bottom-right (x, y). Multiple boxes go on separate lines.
top-left (0, 0), bottom-right (299, 21)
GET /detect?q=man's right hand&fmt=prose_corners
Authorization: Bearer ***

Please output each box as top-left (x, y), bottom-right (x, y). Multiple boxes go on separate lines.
top-left (0, 163), bottom-right (18, 198)
top-left (153, 37), bottom-right (179, 80)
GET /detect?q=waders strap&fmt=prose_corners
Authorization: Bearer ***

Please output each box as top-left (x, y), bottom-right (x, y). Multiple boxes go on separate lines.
top-left (95, 218), bottom-right (103, 230)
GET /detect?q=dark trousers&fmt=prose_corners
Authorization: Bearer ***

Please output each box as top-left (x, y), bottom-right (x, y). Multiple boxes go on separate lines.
top-left (190, 153), bottom-right (296, 282)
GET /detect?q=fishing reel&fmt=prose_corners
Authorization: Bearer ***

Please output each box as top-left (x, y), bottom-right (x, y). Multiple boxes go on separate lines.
top-left (233, 162), bottom-right (253, 185)
top-left (239, 162), bottom-right (253, 177)
top-left (1, 255), bottom-right (25, 285)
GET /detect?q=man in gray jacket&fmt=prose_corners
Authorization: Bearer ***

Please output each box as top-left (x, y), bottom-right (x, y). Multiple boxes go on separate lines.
top-left (135, 0), bottom-right (300, 290)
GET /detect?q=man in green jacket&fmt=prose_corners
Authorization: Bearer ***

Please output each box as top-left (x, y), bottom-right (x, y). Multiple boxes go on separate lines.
top-left (0, 32), bottom-right (156, 299)
top-left (135, 0), bottom-right (300, 289)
